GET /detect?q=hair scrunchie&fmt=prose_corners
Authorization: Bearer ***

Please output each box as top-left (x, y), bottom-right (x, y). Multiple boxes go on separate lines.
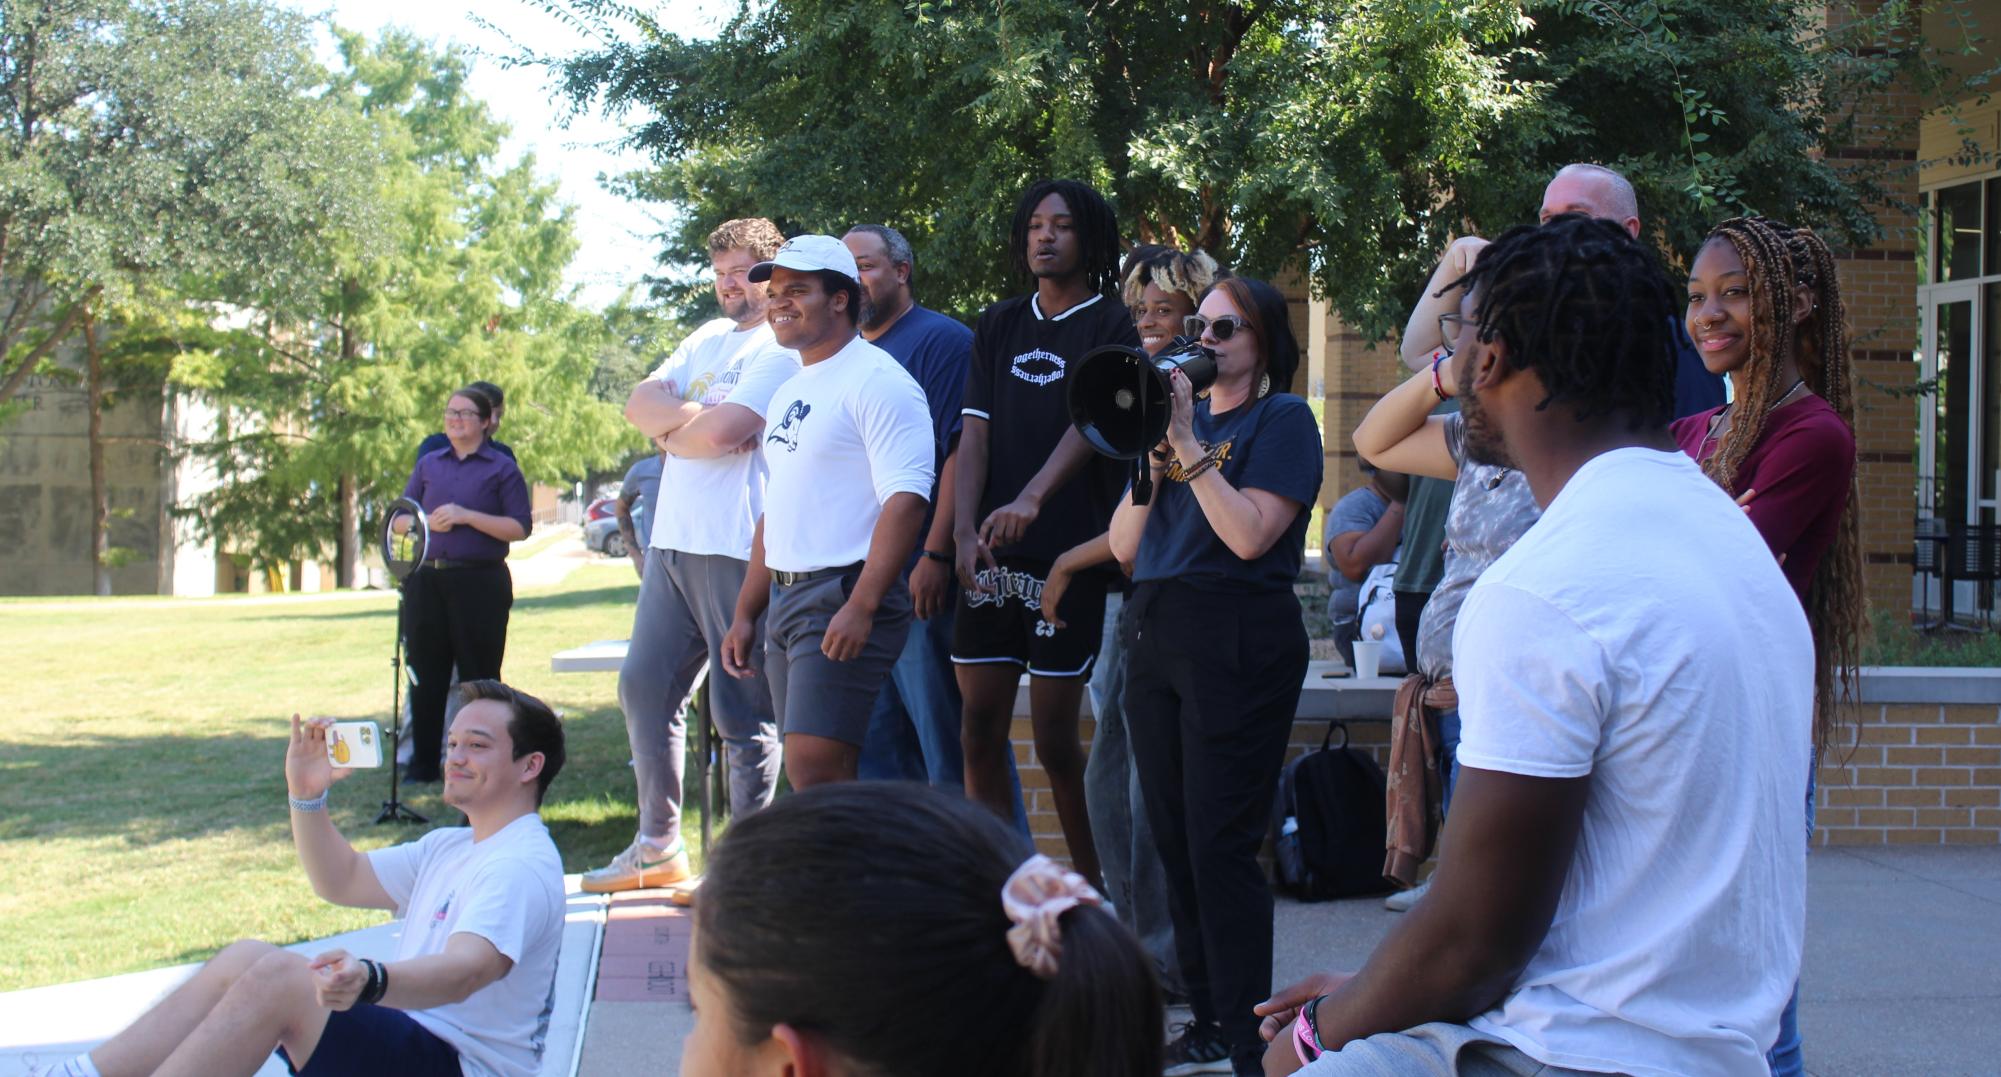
top-left (1001, 853), bottom-right (1104, 979)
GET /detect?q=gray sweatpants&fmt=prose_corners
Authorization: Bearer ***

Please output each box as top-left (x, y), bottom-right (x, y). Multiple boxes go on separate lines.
top-left (766, 570), bottom-right (911, 747)
top-left (1301, 1022), bottom-right (1595, 1076)
top-left (618, 547), bottom-right (781, 842)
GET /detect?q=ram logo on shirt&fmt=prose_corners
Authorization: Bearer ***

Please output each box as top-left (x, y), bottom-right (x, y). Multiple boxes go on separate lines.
top-left (1009, 349), bottom-right (1065, 386)
top-left (766, 400), bottom-right (812, 453)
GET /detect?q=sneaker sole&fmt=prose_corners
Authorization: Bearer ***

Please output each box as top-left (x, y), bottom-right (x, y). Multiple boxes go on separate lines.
top-left (579, 861), bottom-right (692, 894)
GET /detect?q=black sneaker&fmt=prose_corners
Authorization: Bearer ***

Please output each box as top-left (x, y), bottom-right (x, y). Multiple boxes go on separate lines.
top-left (1162, 1020), bottom-right (1233, 1075)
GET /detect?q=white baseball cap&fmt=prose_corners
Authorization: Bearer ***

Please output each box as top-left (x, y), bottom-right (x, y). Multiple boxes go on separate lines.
top-left (747, 234), bottom-right (860, 285)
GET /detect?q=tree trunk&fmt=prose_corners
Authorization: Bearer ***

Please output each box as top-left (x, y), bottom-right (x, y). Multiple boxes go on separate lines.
top-left (84, 310), bottom-right (111, 596)
top-left (334, 277), bottom-right (362, 588)
top-left (337, 473), bottom-right (360, 587)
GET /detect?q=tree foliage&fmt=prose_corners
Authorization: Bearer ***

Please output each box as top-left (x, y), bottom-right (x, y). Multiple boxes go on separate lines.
top-left (550, 0), bottom-right (1967, 338)
top-left (171, 30), bottom-right (637, 572)
top-left (0, 0), bottom-right (377, 408)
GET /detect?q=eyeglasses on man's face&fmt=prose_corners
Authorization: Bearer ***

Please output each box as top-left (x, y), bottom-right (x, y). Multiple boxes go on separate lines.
top-left (444, 408), bottom-right (482, 421)
top-left (1437, 313), bottom-right (1476, 355)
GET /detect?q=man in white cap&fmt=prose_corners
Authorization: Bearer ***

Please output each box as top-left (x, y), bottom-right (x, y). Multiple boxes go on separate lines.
top-left (721, 234), bottom-right (937, 787)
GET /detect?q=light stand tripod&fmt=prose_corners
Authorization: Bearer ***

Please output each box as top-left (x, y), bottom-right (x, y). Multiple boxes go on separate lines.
top-left (377, 497), bottom-right (429, 825)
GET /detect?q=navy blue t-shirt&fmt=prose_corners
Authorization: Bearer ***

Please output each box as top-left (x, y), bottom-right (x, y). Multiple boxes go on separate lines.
top-left (874, 304), bottom-right (972, 468)
top-left (1134, 392), bottom-right (1323, 591)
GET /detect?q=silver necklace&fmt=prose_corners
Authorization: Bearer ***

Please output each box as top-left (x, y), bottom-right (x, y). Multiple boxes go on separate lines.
top-left (1706, 378), bottom-right (1807, 442)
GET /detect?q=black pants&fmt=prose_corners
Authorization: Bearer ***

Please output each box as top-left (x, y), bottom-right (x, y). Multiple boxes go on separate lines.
top-left (402, 564), bottom-right (512, 779)
top-left (1125, 581), bottom-right (1309, 1073)
top-left (1394, 588), bottom-right (1431, 669)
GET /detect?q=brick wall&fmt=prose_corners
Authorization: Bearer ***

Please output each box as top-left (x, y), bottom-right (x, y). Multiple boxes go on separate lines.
top-left (1815, 701), bottom-right (2001, 845)
top-left (1012, 672), bottom-right (2001, 861)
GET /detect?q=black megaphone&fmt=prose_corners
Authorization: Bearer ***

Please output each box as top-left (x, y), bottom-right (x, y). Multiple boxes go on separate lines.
top-left (1066, 335), bottom-right (1219, 460)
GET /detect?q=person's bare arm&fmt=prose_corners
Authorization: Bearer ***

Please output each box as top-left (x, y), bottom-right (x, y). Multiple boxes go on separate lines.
top-left (910, 444), bottom-right (961, 620)
top-left (1352, 364), bottom-right (1460, 482)
top-left (979, 426), bottom-right (1097, 549)
top-left (1107, 458), bottom-right (1162, 565)
top-left (310, 933), bottom-right (512, 1012)
top-left (1040, 531), bottom-right (1117, 627)
top-left (953, 418), bottom-right (998, 592)
top-left (823, 492), bottom-right (928, 661)
top-left (285, 716), bottom-right (395, 911)
top-left (662, 402), bottom-right (764, 459)
top-left (1400, 237), bottom-right (1489, 371)
top-left (1329, 504), bottom-right (1406, 581)
top-left (624, 380), bottom-right (702, 438)
top-left (1259, 767), bottom-right (1588, 1072)
top-left (722, 518), bottom-right (772, 679)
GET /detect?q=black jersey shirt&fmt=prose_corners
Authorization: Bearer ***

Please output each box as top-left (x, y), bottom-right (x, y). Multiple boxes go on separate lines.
top-left (961, 291), bottom-right (1141, 567)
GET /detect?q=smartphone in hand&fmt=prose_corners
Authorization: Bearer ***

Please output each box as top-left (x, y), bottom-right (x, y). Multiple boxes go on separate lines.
top-left (326, 721), bottom-right (385, 768)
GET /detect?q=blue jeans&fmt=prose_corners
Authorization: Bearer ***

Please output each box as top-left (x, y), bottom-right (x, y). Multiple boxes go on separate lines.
top-left (859, 600), bottom-right (1030, 833)
top-left (1768, 761), bottom-right (1818, 1076)
top-left (1082, 592), bottom-right (1182, 989)
top-left (1436, 707), bottom-right (1462, 820)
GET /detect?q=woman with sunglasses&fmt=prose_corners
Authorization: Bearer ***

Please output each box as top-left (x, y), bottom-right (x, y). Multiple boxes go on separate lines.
top-left (1041, 245), bottom-right (1224, 1004)
top-left (1108, 277), bottom-right (1321, 1076)
top-left (395, 385), bottom-right (533, 783)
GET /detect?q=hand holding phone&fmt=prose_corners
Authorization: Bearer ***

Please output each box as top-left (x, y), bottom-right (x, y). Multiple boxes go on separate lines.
top-left (286, 715), bottom-right (367, 801)
top-left (325, 721), bottom-right (385, 769)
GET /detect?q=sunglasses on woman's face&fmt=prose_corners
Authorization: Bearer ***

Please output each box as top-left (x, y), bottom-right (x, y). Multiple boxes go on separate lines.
top-left (1185, 314), bottom-right (1252, 342)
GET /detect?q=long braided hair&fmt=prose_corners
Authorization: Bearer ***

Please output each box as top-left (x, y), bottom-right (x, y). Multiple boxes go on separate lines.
top-left (1009, 179), bottom-right (1124, 297)
top-left (1698, 216), bottom-right (1865, 752)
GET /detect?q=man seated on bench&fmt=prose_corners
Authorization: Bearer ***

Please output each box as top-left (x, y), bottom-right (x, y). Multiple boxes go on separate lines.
top-left (1258, 218), bottom-right (1811, 1075)
top-left (40, 680), bottom-right (567, 1077)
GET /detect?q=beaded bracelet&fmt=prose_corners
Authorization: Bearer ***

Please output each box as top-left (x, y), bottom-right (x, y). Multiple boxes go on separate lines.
top-left (288, 791), bottom-right (329, 813)
top-left (1430, 350), bottom-right (1451, 401)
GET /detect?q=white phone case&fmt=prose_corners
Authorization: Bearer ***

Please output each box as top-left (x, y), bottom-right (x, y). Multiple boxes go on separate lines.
top-left (326, 721), bottom-right (385, 769)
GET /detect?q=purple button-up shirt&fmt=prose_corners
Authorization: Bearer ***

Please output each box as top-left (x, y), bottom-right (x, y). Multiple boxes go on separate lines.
top-left (401, 439), bottom-right (533, 562)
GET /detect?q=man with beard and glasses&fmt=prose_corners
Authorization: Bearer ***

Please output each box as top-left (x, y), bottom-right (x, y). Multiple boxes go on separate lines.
top-left (1259, 215), bottom-right (1810, 1077)
top-left (952, 179), bottom-right (1139, 888)
top-left (583, 218), bottom-right (798, 896)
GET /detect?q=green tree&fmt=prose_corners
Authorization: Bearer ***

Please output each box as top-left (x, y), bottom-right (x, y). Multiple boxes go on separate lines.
top-left (551, 0), bottom-right (1963, 337)
top-left (174, 29), bottom-right (636, 582)
top-left (0, 0), bottom-right (376, 412)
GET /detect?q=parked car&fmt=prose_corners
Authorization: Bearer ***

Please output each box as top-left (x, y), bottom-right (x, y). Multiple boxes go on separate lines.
top-left (585, 514), bottom-right (626, 558)
top-left (585, 496), bottom-right (618, 522)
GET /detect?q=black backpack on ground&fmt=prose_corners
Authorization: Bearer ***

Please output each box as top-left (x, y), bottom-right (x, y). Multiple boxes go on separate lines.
top-left (1272, 721), bottom-right (1393, 901)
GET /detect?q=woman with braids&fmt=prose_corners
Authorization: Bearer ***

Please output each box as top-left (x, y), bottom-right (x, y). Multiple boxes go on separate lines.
top-left (953, 179), bottom-right (1138, 887)
top-left (679, 782), bottom-right (1162, 1077)
top-left (1678, 216), bottom-right (1864, 1077)
top-left (1110, 276), bottom-right (1321, 1076)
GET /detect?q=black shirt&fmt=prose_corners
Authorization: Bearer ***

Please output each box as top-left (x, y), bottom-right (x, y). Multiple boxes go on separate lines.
top-left (961, 292), bottom-right (1140, 565)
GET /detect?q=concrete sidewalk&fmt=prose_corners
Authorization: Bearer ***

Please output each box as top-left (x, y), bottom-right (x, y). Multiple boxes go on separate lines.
top-left (576, 845), bottom-right (2001, 1076)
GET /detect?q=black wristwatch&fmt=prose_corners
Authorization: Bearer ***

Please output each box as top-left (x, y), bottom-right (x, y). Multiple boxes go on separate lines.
top-left (921, 549), bottom-right (952, 564)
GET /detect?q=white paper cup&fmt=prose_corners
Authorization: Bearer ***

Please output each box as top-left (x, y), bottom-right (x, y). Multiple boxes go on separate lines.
top-left (1352, 639), bottom-right (1384, 680)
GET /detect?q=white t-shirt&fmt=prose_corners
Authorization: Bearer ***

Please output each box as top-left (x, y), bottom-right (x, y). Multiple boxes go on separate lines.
top-left (1454, 448), bottom-right (1812, 1077)
top-left (366, 814), bottom-right (565, 1077)
top-left (645, 317), bottom-right (801, 558)
top-left (759, 334), bottom-right (934, 573)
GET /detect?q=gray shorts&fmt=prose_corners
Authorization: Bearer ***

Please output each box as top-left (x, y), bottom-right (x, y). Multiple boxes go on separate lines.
top-left (1301, 1022), bottom-right (1595, 1077)
top-left (765, 569), bottom-right (912, 747)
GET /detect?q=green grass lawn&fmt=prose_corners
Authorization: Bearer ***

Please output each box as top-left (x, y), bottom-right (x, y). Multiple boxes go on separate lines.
top-left (0, 562), bottom-right (698, 992)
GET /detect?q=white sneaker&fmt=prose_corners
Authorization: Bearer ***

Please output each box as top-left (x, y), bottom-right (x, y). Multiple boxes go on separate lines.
top-left (581, 836), bottom-right (691, 894)
top-left (1384, 877), bottom-right (1431, 912)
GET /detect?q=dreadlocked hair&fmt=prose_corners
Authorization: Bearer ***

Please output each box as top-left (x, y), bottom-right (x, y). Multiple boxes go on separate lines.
top-left (1450, 214), bottom-right (1678, 430)
top-left (1698, 216), bottom-right (1866, 754)
top-left (1010, 179), bottom-right (1124, 296)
